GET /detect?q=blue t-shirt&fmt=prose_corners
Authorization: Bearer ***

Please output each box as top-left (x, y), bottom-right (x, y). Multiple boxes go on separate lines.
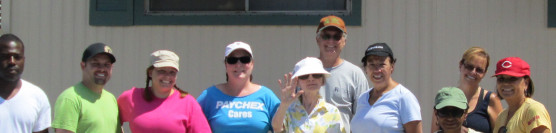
top-left (197, 85), bottom-right (280, 133)
top-left (350, 84), bottom-right (422, 133)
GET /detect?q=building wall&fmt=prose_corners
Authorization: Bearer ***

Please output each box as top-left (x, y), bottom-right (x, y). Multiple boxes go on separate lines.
top-left (4, 0), bottom-right (556, 132)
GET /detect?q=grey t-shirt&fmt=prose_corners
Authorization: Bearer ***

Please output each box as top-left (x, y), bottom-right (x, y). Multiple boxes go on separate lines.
top-left (319, 60), bottom-right (369, 133)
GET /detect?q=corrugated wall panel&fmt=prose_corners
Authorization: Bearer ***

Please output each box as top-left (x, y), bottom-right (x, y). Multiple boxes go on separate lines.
top-left (4, 0), bottom-right (556, 132)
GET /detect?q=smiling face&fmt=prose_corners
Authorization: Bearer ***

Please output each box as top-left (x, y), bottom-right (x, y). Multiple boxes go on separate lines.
top-left (0, 41), bottom-right (25, 82)
top-left (225, 50), bottom-right (253, 81)
top-left (149, 66), bottom-right (177, 91)
top-left (459, 56), bottom-right (487, 85)
top-left (316, 28), bottom-right (346, 58)
top-left (496, 75), bottom-right (528, 100)
top-left (435, 106), bottom-right (467, 132)
top-left (298, 74), bottom-right (325, 93)
top-left (365, 55), bottom-right (394, 89)
top-left (81, 54), bottom-right (113, 85)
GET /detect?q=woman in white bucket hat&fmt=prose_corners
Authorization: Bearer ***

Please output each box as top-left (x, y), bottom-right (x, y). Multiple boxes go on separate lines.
top-left (271, 57), bottom-right (345, 133)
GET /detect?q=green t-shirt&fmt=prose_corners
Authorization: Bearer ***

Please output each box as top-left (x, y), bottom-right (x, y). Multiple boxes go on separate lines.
top-left (52, 82), bottom-right (121, 133)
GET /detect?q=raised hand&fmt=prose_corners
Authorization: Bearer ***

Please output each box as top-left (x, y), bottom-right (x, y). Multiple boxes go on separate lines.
top-left (278, 72), bottom-right (303, 105)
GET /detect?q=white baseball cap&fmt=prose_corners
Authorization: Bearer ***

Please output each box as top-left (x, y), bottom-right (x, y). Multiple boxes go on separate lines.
top-left (292, 57), bottom-right (331, 79)
top-left (150, 50), bottom-right (179, 71)
top-left (225, 41), bottom-right (253, 58)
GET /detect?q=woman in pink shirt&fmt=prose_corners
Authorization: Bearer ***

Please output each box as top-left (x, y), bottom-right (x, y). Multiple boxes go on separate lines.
top-left (118, 50), bottom-right (211, 133)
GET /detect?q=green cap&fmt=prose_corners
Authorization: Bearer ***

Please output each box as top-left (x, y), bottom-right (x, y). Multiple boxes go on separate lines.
top-left (434, 87), bottom-right (468, 110)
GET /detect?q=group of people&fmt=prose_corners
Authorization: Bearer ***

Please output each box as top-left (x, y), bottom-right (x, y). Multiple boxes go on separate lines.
top-left (0, 15), bottom-right (551, 133)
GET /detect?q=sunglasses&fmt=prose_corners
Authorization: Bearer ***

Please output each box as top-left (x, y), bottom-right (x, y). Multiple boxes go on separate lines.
top-left (320, 33), bottom-right (343, 41)
top-left (226, 56), bottom-right (251, 64)
top-left (498, 126), bottom-right (507, 133)
top-left (496, 76), bottom-right (523, 83)
top-left (298, 74), bottom-right (324, 80)
top-left (463, 63), bottom-right (485, 74)
top-left (436, 108), bottom-right (465, 118)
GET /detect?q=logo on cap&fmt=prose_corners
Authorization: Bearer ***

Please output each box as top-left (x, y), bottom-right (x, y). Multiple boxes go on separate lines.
top-left (502, 61), bottom-right (512, 68)
top-left (323, 17), bottom-right (341, 25)
top-left (368, 46), bottom-right (384, 51)
top-left (104, 46), bottom-right (112, 53)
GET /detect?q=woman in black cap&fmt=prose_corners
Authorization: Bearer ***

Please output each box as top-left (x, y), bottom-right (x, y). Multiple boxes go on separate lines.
top-left (350, 43), bottom-right (422, 133)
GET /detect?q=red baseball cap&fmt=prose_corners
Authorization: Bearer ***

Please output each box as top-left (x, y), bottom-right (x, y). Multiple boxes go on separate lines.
top-left (493, 57), bottom-right (530, 77)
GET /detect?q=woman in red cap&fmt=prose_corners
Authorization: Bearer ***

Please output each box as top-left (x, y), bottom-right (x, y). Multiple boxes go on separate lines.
top-left (492, 57), bottom-right (551, 133)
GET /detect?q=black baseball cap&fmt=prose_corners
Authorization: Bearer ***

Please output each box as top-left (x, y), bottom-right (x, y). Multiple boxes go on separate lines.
top-left (82, 43), bottom-right (116, 63)
top-left (361, 43), bottom-right (394, 63)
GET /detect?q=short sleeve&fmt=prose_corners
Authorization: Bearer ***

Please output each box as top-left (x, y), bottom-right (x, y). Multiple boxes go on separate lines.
top-left (352, 70), bottom-right (370, 114)
top-left (329, 109), bottom-right (346, 133)
top-left (524, 103), bottom-right (552, 132)
top-left (267, 92), bottom-right (281, 122)
top-left (52, 96), bottom-right (80, 132)
top-left (196, 90), bottom-right (209, 115)
top-left (400, 92), bottom-right (422, 124)
top-left (117, 92), bottom-right (131, 122)
top-left (186, 95), bottom-right (213, 133)
top-left (33, 93), bottom-right (51, 132)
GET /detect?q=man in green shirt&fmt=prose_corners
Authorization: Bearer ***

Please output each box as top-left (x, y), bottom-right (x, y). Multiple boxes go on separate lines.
top-left (53, 43), bottom-right (121, 133)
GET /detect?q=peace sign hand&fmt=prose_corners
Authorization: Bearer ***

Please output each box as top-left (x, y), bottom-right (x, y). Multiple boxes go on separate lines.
top-left (278, 72), bottom-right (303, 105)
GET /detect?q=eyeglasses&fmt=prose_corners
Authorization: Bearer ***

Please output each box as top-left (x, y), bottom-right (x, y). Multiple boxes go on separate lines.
top-left (463, 63), bottom-right (485, 74)
top-left (496, 76), bottom-right (523, 83)
top-left (226, 56), bottom-right (251, 64)
top-left (436, 108), bottom-right (465, 118)
top-left (320, 33), bottom-right (343, 41)
top-left (298, 74), bottom-right (324, 80)
top-left (498, 126), bottom-right (507, 133)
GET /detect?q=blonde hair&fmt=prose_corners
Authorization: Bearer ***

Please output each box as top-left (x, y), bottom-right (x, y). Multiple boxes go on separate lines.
top-left (459, 47), bottom-right (490, 70)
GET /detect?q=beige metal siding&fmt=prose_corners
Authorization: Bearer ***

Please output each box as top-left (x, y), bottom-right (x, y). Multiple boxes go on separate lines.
top-left (4, 0), bottom-right (556, 132)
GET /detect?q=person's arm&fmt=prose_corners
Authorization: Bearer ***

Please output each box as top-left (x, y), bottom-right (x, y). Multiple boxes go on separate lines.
top-left (187, 96), bottom-right (213, 133)
top-left (271, 73), bottom-right (302, 133)
top-left (352, 69), bottom-right (370, 115)
top-left (403, 121), bottom-right (423, 133)
top-left (55, 129), bottom-right (74, 133)
top-left (32, 129), bottom-right (48, 133)
top-left (52, 94), bottom-right (79, 133)
top-left (487, 92), bottom-right (504, 129)
top-left (430, 111), bottom-right (439, 133)
top-left (531, 126), bottom-right (550, 133)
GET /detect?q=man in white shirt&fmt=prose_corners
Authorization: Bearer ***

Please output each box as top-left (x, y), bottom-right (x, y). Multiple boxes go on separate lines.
top-left (0, 34), bottom-right (51, 133)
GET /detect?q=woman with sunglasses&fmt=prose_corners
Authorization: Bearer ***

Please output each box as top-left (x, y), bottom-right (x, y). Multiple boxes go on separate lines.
top-left (117, 50), bottom-right (211, 132)
top-left (351, 43), bottom-right (422, 133)
top-left (431, 47), bottom-right (503, 133)
top-left (197, 41), bottom-right (281, 133)
top-left (492, 57), bottom-right (551, 133)
top-left (433, 87), bottom-right (480, 133)
top-left (271, 57), bottom-right (345, 133)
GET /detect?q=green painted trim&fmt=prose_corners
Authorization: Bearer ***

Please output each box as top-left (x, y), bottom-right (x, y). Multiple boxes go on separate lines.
top-left (549, 0), bottom-right (556, 27)
top-left (132, 0), bottom-right (361, 26)
top-left (90, 0), bottom-right (133, 26)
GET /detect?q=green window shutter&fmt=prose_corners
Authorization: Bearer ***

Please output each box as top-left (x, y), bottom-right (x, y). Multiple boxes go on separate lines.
top-left (90, 0), bottom-right (133, 26)
top-left (549, 0), bottom-right (556, 27)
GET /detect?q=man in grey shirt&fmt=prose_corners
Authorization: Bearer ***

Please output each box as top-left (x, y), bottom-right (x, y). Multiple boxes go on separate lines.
top-left (315, 15), bottom-right (369, 133)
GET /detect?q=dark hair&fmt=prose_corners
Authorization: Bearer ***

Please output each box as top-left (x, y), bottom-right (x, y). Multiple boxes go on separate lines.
top-left (0, 34), bottom-right (25, 50)
top-left (143, 66), bottom-right (188, 102)
top-left (495, 76), bottom-right (534, 100)
top-left (525, 76), bottom-right (534, 98)
top-left (362, 56), bottom-right (396, 67)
